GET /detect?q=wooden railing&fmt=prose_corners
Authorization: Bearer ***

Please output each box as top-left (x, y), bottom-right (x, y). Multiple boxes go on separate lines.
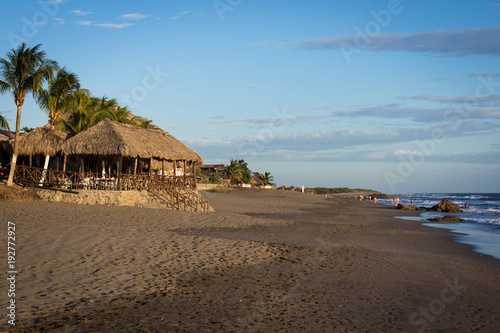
top-left (14, 165), bottom-right (195, 191)
top-left (13, 165), bottom-right (210, 212)
top-left (148, 176), bottom-right (211, 213)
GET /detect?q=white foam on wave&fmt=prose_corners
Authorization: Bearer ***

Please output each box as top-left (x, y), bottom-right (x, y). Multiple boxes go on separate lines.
top-left (465, 217), bottom-right (500, 226)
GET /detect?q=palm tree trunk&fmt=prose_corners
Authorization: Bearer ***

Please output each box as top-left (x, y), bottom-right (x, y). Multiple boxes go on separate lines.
top-left (6, 104), bottom-right (22, 187)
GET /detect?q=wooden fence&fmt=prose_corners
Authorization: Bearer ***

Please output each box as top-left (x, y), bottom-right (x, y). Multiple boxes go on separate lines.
top-left (13, 165), bottom-right (210, 212)
top-left (14, 165), bottom-right (195, 191)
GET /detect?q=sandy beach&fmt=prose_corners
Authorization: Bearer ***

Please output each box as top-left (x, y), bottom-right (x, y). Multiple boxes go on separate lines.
top-left (1, 189), bottom-right (499, 332)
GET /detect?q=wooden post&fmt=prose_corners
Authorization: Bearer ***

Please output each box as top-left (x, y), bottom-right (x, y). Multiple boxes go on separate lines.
top-left (118, 155), bottom-right (123, 190)
top-left (194, 162), bottom-right (198, 187)
top-left (134, 157), bottom-right (138, 175)
top-left (62, 154), bottom-right (67, 172)
top-left (29, 155), bottom-right (32, 167)
top-left (183, 160), bottom-right (187, 184)
top-left (173, 160), bottom-right (177, 177)
top-left (56, 156), bottom-right (60, 171)
top-left (149, 157), bottom-right (153, 176)
top-left (162, 158), bottom-right (165, 179)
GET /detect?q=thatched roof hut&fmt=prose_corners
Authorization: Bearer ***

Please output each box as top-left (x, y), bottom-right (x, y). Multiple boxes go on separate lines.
top-left (4, 124), bottom-right (68, 156)
top-left (63, 119), bottom-right (203, 163)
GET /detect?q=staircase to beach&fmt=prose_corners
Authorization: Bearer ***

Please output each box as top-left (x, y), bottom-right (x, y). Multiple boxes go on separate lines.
top-left (147, 178), bottom-right (212, 213)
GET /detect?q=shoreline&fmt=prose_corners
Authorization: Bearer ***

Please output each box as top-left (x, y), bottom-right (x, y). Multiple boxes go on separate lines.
top-left (1, 189), bottom-right (499, 331)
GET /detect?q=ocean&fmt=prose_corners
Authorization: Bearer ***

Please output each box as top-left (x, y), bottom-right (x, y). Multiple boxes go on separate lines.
top-left (380, 193), bottom-right (500, 261)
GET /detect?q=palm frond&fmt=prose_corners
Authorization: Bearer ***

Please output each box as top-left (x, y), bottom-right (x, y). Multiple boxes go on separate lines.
top-left (0, 114), bottom-right (10, 130)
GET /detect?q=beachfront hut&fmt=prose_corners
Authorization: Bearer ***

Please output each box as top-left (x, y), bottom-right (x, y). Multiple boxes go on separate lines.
top-left (62, 118), bottom-right (203, 180)
top-left (0, 129), bottom-right (15, 171)
top-left (3, 124), bottom-right (68, 170)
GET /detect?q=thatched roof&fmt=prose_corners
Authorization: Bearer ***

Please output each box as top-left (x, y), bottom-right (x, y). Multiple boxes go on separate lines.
top-left (0, 129), bottom-right (15, 142)
top-left (63, 119), bottom-right (203, 163)
top-left (4, 124), bottom-right (68, 156)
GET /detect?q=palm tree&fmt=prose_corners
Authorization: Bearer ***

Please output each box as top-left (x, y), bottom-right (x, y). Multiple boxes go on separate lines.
top-left (225, 159), bottom-right (245, 184)
top-left (0, 43), bottom-right (58, 186)
top-left (114, 106), bottom-right (132, 124)
top-left (37, 68), bottom-right (88, 126)
top-left (60, 96), bottom-right (120, 134)
top-left (261, 172), bottom-right (274, 186)
top-left (0, 114), bottom-right (9, 130)
top-left (236, 159), bottom-right (252, 183)
top-left (130, 115), bottom-right (153, 128)
top-left (58, 92), bottom-right (92, 134)
top-left (61, 96), bottom-right (153, 133)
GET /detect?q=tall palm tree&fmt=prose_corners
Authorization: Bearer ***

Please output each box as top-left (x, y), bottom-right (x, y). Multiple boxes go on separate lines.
top-left (0, 43), bottom-right (58, 186)
top-left (37, 68), bottom-right (88, 126)
top-left (0, 114), bottom-right (9, 130)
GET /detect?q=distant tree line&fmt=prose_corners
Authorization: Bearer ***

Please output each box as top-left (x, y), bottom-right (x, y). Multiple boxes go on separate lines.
top-left (202, 159), bottom-right (274, 186)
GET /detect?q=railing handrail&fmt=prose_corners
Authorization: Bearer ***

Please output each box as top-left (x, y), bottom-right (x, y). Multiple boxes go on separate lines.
top-left (13, 165), bottom-right (209, 212)
top-left (13, 165), bottom-right (196, 191)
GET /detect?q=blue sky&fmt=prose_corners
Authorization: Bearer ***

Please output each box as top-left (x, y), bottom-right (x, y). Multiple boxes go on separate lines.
top-left (1, 0), bottom-right (499, 193)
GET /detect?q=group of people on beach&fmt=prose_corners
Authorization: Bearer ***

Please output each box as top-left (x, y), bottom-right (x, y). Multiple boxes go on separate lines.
top-left (390, 197), bottom-right (401, 206)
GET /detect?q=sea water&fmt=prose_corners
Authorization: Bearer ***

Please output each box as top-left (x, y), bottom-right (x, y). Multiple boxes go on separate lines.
top-left (382, 193), bottom-right (500, 261)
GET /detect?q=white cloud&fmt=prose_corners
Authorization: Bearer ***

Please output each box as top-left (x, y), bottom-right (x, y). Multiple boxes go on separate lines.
top-left (393, 149), bottom-right (422, 156)
top-left (53, 18), bottom-right (65, 25)
top-left (469, 72), bottom-right (500, 78)
top-left (426, 78), bottom-right (451, 82)
top-left (93, 23), bottom-right (134, 29)
top-left (120, 13), bottom-right (148, 20)
top-left (71, 9), bottom-right (93, 16)
top-left (169, 10), bottom-right (193, 20)
top-left (335, 104), bottom-right (500, 122)
top-left (367, 152), bottom-right (387, 159)
top-left (400, 95), bottom-right (500, 106)
top-left (76, 21), bottom-right (93, 26)
top-left (279, 25), bottom-right (500, 58)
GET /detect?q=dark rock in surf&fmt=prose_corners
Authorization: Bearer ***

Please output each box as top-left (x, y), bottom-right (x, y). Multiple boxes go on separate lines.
top-left (431, 199), bottom-right (464, 213)
top-left (428, 215), bottom-right (466, 223)
top-left (397, 204), bottom-right (417, 211)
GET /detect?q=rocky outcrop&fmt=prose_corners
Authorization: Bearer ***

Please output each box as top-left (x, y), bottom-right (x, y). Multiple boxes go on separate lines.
top-left (397, 204), bottom-right (417, 211)
top-left (371, 193), bottom-right (389, 199)
top-left (431, 199), bottom-right (464, 213)
top-left (397, 198), bottom-right (464, 213)
top-left (428, 215), bottom-right (466, 223)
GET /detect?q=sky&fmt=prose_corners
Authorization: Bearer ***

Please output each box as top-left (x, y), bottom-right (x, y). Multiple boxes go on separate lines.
top-left (1, 0), bottom-right (499, 193)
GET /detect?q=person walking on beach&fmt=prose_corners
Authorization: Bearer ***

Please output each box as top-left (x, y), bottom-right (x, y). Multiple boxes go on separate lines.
top-left (411, 198), bottom-right (414, 205)
top-left (465, 202), bottom-right (468, 211)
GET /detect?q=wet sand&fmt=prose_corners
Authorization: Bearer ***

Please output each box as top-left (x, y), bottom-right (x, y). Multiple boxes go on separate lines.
top-left (1, 189), bottom-right (499, 332)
